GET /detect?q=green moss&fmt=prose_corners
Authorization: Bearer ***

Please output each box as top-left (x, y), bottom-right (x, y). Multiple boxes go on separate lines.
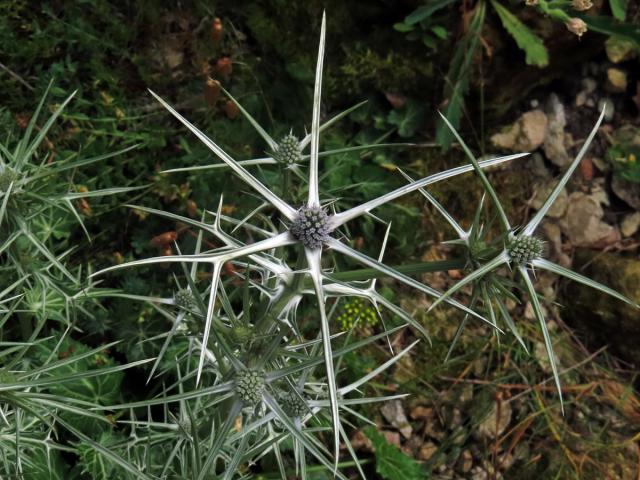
top-left (562, 250), bottom-right (640, 364)
top-left (333, 44), bottom-right (433, 97)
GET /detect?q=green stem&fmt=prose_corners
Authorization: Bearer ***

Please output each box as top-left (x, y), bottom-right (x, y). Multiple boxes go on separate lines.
top-left (327, 257), bottom-right (466, 283)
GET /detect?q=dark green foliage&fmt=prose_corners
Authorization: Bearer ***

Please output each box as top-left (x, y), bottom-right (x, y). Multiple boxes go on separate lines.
top-left (365, 427), bottom-right (425, 480)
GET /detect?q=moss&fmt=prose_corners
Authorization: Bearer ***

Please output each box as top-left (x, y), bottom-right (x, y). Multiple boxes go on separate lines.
top-left (561, 250), bottom-right (640, 364)
top-left (332, 44), bottom-right (434, 97)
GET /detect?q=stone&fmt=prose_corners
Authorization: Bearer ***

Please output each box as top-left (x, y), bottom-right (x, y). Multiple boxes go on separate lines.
top-left (612, 176), bottom-right (640, 210)
top-left (582, 78), bottom-right (597, 94)
top-left (350, 430), bottom-right (373, 451)
top-left (491, 110), bottom-right (548, 152)
top-left (383, 430), bottom-right (401, 446)
top-left (381, 399), bottom-right (413, 438)
top-left (561, 250), bottom-right (640, 364)
top-left (621, 212), bottom-right (640, 237)
top-left (534, 341), bottom-right (552, 373)
top-left (531, 180), bottom-right (568, 218)
top-left (606, 68), bottom-right (628, 93)
top-left (475, 402), bottom-right (512, 440)
top-left (541, 222), bottom-right (571, 267)
top-left (605, 37), bottom-right (637, 63)
top-left (562, 192), bottom-right (616, 247)
top-left (457, 449), bottom-right (473, 473)
top-left (418, 441), bottom-right (438, 461)
top-left (410, 405), bottom-right (434, 420)
top-left (543, 94), bottom-right (571, 167)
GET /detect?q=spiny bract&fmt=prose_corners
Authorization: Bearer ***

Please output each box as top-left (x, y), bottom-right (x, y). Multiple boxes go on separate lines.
top-left (508, 235), bottom-right (545, 264)
top-left (290, 205), bottom-right (333, 249)
top-left (234, 369), bottom-right (266, 405)
top-left (274, 133), bottom-right (303, 166)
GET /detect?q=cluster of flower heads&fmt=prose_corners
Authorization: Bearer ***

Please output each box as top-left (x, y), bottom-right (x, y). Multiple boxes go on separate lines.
top-left (336, 297), bottom-right (379, 330)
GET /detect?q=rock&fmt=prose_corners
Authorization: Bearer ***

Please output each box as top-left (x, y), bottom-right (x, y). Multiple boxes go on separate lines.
top-left (425, 419), bottom-right (446, 441)
top-left (590, 178), bottom-right (610, 206)
top-left (410, 405), bottom-right (434, 421)
top-left (531, 180), bottom-right (568, 218)
top-left (383, 430), bottom-right (401, 446)
top-left (606, 68), bottom-right (628, 93)
top-left (491, 110), bottom-right (548, 152)
top-left (475, 402), bottom-right (512, 440)
top-left (562, 192), bottom-right (616, 247)
top-left (561, 250), bottom-right (640, 364)
top-left (534, 341), bottom-right (552, 373)
top-left (418, 441), bottom-right (438, 461)
top-left (612, 176), bottom-right (640, 210)
top-left (459, 383), bottom-right (474, 403)
top-left (605, 37), bottom-right (637, 63)
top-left (543, 95), bottom-right (571, 167)
top-left (580, 157), bottom-right (595, 181)
top-left (450, 408), bottom-right (462, 428)
top-left (530, 152), bottom-right (552, 179)
top-left (621, 212), bottom-right (640, 237)
top-left (541, 222), bottom-right (571, 267)
top-left (457, 449), bottom-right (473, 473)
top-left (582, 78), bottom-right (597, 94)
top-left (381, 399), bottom-right (413, 438)
top-left (350, 430), bottom-right (373, 451)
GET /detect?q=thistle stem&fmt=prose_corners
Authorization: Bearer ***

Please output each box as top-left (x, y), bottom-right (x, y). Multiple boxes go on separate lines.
top-left (328, 257), bottom-right (466, 283)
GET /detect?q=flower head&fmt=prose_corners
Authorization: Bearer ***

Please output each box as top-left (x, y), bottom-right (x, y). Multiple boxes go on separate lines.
top-left (507, 235), bottom-right (545, 265)
top-left (571, 0), bottom-right (593, 10)
top-left (280, 390), bottom-right (307, 417)
top-left (274, 133), bottom-right (303, 166)
top-left (173, 288), bottom-right (195, 309)
top-left (235, 369), bottom-right (266, 405)
top-left (290, 205), bottom-right (333, 249)
top-left (566, 18), bottom-right (588, 37)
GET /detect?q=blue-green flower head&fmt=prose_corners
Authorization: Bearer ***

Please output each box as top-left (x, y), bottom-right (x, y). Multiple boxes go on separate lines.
top-left (290, 205), bottom-right (333, 249)
top-left (508, 235), bottom-right (545, 265)
top-left (235, 369), bottom-right (266, 405)
top-left (275, 133), bottom-right (303, 166)
top-left (280, 390), bottom-right (307, 417)
top-left (174, 289), bottom-right (196, 309)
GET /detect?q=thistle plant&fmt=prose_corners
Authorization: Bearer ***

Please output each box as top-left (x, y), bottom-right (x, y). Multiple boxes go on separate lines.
top-left (415, 110), bottom-right (639, 406)
top-left (0, 81), bottom-right (140, 341)
top-left (90, 13), bottom-right (530, 475)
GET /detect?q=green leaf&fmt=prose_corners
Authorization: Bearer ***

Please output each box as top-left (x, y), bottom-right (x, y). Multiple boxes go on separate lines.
top-left (365, 427), bottom-right (424, 480)
top-left (387, 102), bottom-right (426, 138)
top-left (610, 0), bottom-right (628, 21)
top-left (577, 13), bottom-right (640, 48)
top-left (436, 2), bottom-right (486, 149)
top-left (491, 1), bottom-right (549, 67)
top-left (404, 0), bottom-right (457, 26)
